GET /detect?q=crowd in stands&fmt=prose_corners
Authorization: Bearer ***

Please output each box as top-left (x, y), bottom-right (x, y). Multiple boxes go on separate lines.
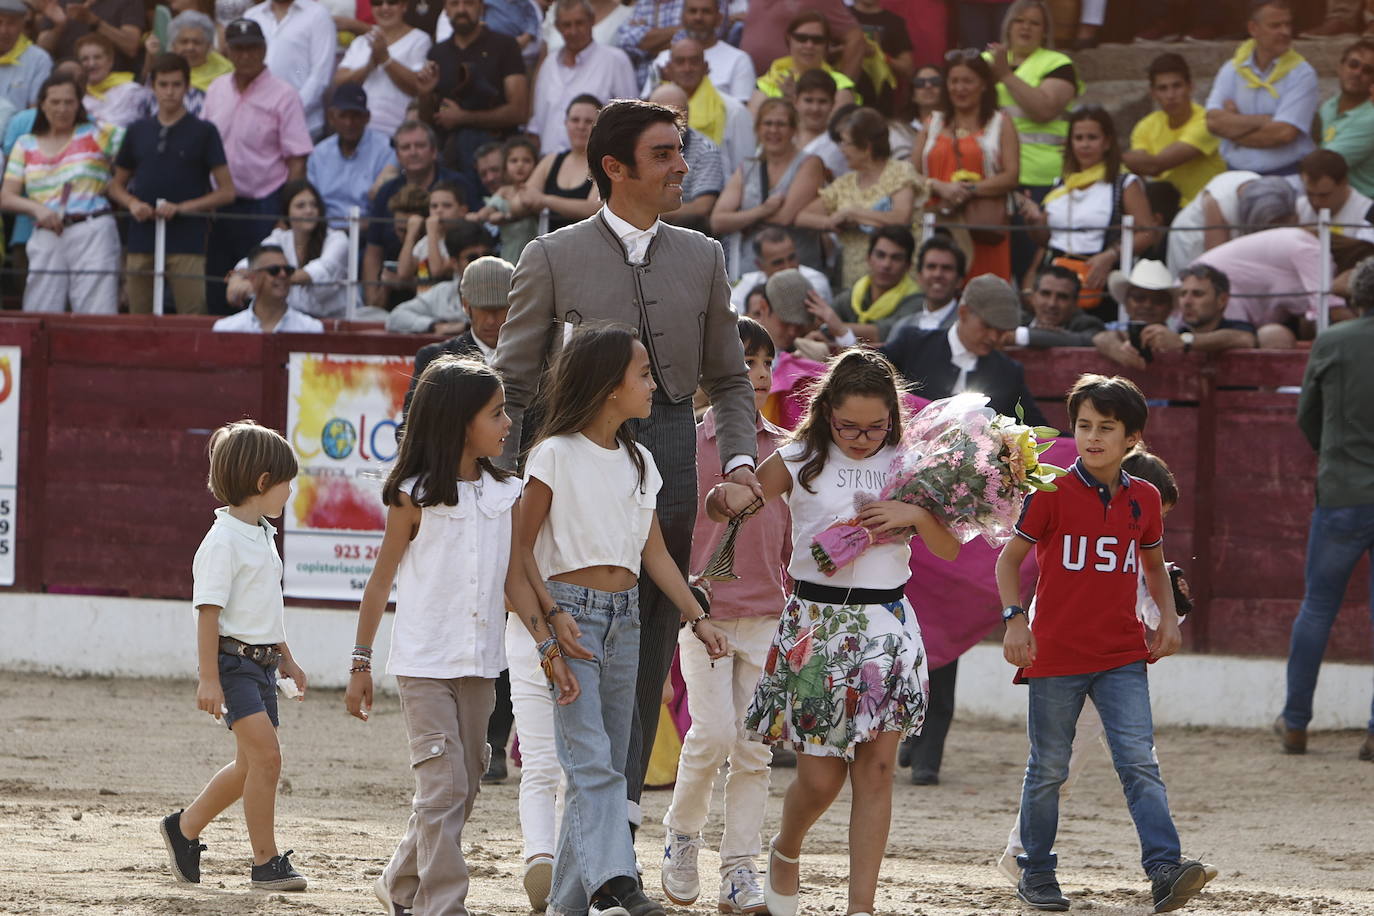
top-left (0, 0), bottom-right (1363, 351)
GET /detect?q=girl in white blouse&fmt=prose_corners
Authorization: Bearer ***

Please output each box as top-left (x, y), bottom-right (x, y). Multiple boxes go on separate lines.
top-left (345, 356), bottom-right (576, 916)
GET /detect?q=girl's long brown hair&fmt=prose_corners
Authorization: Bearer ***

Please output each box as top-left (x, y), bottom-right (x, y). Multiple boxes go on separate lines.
top-left (532, 324), bottom-right (649, 492)
top-left (788, 348), bottom-right (908, 493)
top-left (383, 356), bottom-right (511, 508)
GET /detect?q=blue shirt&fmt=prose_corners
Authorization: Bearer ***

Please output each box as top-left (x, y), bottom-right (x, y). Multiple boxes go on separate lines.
top-left (482, 0), bottom-right (541, 42)
top-left (307, 127), bottom-right (396, 227)
top-left (1204, 52), bottom-right (1318, 175)
top-left (115, 113), bottom-right (228, 254)
top-left (0, 44), bottom-right (52, 111)
top-left (2, 107), bottom-right (35, 245)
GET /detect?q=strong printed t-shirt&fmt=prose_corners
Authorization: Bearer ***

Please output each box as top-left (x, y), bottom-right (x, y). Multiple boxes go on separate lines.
top-left (1013, 459), bottom-right (1163, 680)
top-left (1129, 103), bottom-right (1224, 206)
top-left (5, 121), bottom-right (123, 215)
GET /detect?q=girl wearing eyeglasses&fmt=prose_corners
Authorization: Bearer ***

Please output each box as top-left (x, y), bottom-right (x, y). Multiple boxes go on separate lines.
top-left (908, 64), bottom-right (943, 129)
top-left (708, 347), bottom-right (958, 916)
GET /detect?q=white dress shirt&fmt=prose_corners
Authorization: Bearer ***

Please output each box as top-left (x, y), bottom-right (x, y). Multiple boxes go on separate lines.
top-left (946, 323), bottom-right (976, 394)
top-left (914, 296), bottom-right (958, 330)
top-left (233, 226), bottom-right (352, 318)
top-left (213, 305), bottom-right (325, 333)
top-left (245, 0), bottom-right (337, 136)
top-left (529, 41), bottom-right (638, 152)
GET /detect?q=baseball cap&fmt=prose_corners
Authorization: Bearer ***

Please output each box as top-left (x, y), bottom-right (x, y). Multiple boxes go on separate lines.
top-left (764, 269), bottom-right (813, 326)
top-left (330, 83), bottom-right (369, 114)
top-left (962, 274), bottom-right (1021, 331)
top-left (224, 18), bottom-right (266, 48)
top-left (0, 0), bottom-right (29, 16)
top-left (460, 256), bottom-right (515, 309)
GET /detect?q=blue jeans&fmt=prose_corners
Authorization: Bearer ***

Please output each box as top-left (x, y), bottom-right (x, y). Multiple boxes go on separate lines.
top-left (547, 580), bottom-right (641, 915)
top-left (1018, 661), bottom-right (1181, 878)
top-left (1283, 503), bottom-right (1374, 733)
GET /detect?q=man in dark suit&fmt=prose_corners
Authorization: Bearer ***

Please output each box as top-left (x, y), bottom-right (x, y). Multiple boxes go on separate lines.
top-left (880, 273), bottom-right (1048, 785)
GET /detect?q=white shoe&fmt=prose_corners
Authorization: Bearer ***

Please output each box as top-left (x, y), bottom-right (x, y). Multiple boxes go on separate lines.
top-left (717, 861), bottom-right (767, 914)
top-left (661, 831), bottom-right (703, 905)
top-left (996, 849), bottom-right (1020, 886)
top-left (374, 875), bottom-right (413, 915)
top-left (764, 835), bottom-right (799, 916)
top-left (524, 855), bottom-right (554, 913)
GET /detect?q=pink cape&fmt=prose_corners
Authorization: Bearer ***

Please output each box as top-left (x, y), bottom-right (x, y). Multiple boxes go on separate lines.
top-left (764, 352), bottom-right (1076, 669)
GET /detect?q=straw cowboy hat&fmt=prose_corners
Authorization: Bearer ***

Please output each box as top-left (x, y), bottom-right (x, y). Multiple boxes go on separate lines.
top-left (1108, 259), bottom-right (1177, 305)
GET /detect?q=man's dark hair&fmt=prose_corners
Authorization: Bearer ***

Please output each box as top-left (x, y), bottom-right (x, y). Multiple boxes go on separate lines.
top-left (1350, 257), bottom-right (1374, 313)
top-left (1147, 52), bottom-right (1190, 85)
top-left (566, 92), bottom-right (603, 116)
top-left (1300, 148), bottom-right (1350, 184)
top-left (1341, 37), bottom-right (1374, 64)
top-left (1248, 0), bottom-right (1289, 18)
top-left (1145, 180), bottom-right (1182, 228)
top-left (445, 221), bottom-right (492, 259)
top-left (248, 244), bottom-right (286, 266)
top-left (1066, 373), bottom-right (1149, 436)
top-left (753, 225), bottom-right (791, 256)
top-left (149, 52), bottom-right (191, 84)
top-left (473, 140), bottom-right (503, 162)
top-left (795, 67), bottom-right (838, 99)
top-left (738, 314), bottom-right (776, 359)
top-left (1178, 263), bottom-right (1231, 296)
top-left (1037, 264), bottom-right (1082, 299)
top-left (586, 99), bottom-right (683, 200)
top-left (916, 233), bottom-right (966, 277)
top-left (868, 225), bottom-right (916, 261)
top-left (430, 179), bottom-right (467, 209)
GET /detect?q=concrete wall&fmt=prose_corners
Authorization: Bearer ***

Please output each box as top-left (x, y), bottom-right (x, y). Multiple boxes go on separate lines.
top-left (3, 593), bottom-right (1369, 730)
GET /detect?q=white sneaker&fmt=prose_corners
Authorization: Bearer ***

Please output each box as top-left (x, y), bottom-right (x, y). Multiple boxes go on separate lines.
top-left (718, 862), bottom-right (768, 914)
top-left (523, 855), bottom-right (554, 912)
top-left (660, 831), bottom-right (703, 905)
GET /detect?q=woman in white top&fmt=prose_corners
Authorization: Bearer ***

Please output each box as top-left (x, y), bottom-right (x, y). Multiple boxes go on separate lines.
top-left (333, 0), bottom-right (432, 138)
top-left (1021, 105), bottom-right (1154, 314)
top-left (541, 0), bottom-right (631, 56)
top-left (240, 181), bottom-right (351, 318)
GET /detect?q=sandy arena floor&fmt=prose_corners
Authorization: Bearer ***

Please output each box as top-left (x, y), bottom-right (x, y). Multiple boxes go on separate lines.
top-left (2, 671), bottom-right (1372, 915)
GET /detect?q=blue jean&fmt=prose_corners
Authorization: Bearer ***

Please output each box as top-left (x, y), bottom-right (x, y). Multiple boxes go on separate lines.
top-left (547, 580), bottom-right (641, 916)
top-left (1018, 661), bottom-right (1182, 878)
top-left (1283, 503), bottom-right (1374, 733)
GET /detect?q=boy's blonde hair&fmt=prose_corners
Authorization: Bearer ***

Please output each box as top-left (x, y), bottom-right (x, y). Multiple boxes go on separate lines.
top-left (207, 420), bottom-right (297, 506)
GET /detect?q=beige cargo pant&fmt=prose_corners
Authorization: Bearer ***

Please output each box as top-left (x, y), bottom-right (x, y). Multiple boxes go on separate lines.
top-left (383, 675), bottom-right (496, 915)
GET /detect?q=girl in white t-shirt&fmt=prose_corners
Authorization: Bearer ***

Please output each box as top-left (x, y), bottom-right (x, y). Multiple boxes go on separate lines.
top-left (345, 355), bottom-right (577, 916)
top-left (710, 348), bottom-right (960, 916)
top-left (519, 325), bottom-right (730, 916)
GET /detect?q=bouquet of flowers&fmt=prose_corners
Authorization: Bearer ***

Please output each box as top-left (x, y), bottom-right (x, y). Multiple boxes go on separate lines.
top-left (810, 393), bottom-right (1066, 576)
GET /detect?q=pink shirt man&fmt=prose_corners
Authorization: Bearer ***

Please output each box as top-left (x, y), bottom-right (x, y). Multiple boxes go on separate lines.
top-left (203, 68), bottom-right (313, 201)
top-left (1193, 226), bottom-right (1321, 328)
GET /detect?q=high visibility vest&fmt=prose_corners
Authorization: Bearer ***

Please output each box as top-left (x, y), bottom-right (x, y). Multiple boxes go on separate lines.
top-left (987, 47), bottom-right (1083, 187)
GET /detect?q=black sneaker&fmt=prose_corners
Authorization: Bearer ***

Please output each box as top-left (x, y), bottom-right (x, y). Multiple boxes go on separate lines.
top-left (159, 810), bottom-right (205, 884)
top-left (1151, 859), bottom-right (1211, 913)
top-left (1017, 871), bottom-right (1070, 911)
top-left (483, 748), bottom-right (508, 784)
top-left (589, 876), bottom-right (666, 916)
top-left (251, 849), bottom-right (308, 891)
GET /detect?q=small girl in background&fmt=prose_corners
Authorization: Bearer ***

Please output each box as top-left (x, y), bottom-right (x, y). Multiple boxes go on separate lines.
top-left (711, 348), bottom-right (960, 916)
top-left (520, 325), bottom-right (730, 916)
top-left (995, 445), bottom-right (1217, 885)
top-left (162, 420), bottom-right (308, 892)
top-left (467, 134), bottom-right (541, 264)
top-left (661, 316), bottom-right (791, 915)
top-left (344, 356), bottom-right (577, 916)
top-left (399, 181), bottom-right (467, 285)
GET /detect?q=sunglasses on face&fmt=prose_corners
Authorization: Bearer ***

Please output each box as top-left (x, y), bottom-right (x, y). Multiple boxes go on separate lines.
top-left (912, 76), bottom-right (943, 88)
top-left (256, 264), bottom-right (291, 277)
top-left (1344, 57), bottom-right (1374, 76)
top-left (831, 421), bottom-right (891, 441)
top-left (790, 31), bottom-right (828, 46)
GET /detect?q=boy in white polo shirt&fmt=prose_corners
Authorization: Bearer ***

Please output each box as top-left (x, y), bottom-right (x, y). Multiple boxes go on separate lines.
top-left (160, 419), bottom-right (310, 892)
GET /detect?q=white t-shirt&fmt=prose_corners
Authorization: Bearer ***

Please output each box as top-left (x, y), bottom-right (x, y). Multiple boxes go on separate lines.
top-left (1046, 173), bottom-right (1141, 256)
top-left (1166, 169), bottom-right (1258, 273)
top-left (780, 440), bottom-right (911, 590)
top-left (191, 507), bottom-right (286, 645)
top-left (1297, 186), bottom-right (1374, 243)
top-left (338, 28), bottom-right (432, 139)
top-left (525, 433), bottom-right (663, 579)
top-left (388, 473), bottom-right (523, 679)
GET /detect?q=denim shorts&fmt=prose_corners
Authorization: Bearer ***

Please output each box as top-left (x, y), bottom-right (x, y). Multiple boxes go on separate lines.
top-left (219, 650), bottom-right (279, 730)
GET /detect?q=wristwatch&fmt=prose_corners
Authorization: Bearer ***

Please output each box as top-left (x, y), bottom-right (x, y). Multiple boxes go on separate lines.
top-left (1180, 331), bottom-right (1196, 352)
top-left (1002, 605), bottom-right (1027, 622)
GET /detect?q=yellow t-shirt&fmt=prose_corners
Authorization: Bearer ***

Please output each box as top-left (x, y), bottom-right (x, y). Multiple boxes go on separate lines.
top-left (1129, 102), bottom-right (1225, 207)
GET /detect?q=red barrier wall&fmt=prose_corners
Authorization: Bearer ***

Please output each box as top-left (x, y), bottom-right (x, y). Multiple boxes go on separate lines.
top-left (5, 316), bottom-right (1365, 662)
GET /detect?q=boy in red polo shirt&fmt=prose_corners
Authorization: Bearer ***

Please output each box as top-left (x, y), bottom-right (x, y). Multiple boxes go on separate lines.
top-left (995, 375), bottom-right (1214, 914)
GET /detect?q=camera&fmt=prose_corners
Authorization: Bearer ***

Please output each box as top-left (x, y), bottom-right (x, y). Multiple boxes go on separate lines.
top-left (1127, 321), bottom-right (1154, 363)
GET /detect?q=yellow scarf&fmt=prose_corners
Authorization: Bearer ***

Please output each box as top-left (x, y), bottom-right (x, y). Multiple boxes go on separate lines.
top-left (1042, 162), bottom-right (1106, 206)
top-left (688, 76), bottom-right (727, 145)
top-left (850, 272), bottom-right (920, 324)
top-left (0, 34), bottom-right (31, 68)
top-left (86, 71), bottom-right (134, 100)
top-left (191, 52), bottom-right (235, 92)
top-left (756, 56), bottom-right (857, 99)
top-left (859, 34), bottom-right (895, 98)
top-left (1231, 39), bottom-right (1305, 99)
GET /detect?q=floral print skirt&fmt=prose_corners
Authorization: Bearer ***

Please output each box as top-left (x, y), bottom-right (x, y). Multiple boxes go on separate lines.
top-left (744, 593), bottom-right (929, 761)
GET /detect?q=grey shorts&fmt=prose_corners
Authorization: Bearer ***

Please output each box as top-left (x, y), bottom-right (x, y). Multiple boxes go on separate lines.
top-left (219, 650), bottom-right (279, 730)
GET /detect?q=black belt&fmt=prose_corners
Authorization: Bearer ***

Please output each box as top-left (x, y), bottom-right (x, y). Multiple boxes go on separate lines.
top-left (795, 581), bottom-right (905, 606)
top-left (63, 208), bottom-right (111, 226)
top-left (219, 636), bottom-right (281, 668)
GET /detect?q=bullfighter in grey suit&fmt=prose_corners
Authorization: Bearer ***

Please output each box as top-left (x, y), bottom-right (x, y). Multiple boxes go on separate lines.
top-left (493, 100), bottom-right (761, 832)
